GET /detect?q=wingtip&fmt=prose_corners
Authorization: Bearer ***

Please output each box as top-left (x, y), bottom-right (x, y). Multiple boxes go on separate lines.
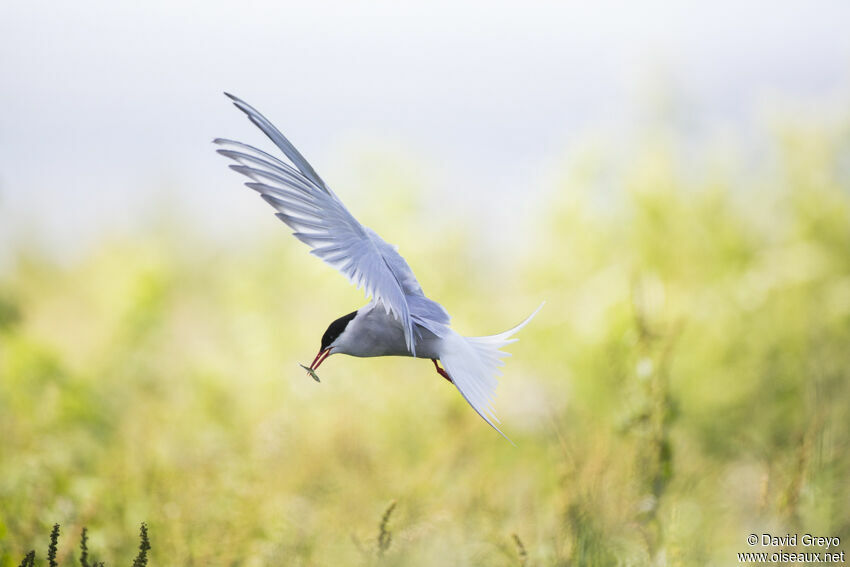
top-left (225, 92), bottom-right (252, 115)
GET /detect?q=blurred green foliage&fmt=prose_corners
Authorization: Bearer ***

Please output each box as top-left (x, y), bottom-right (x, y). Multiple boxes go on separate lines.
top-left (1, 117), bottom-right (849, 565)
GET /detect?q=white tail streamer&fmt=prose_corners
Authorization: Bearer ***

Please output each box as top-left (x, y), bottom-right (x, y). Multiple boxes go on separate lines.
top-left (439, 303), bottom-right (544, 443)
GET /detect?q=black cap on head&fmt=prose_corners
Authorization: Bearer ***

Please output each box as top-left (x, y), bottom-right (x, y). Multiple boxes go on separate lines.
top-left (321, 310), bottom-right (357, 351)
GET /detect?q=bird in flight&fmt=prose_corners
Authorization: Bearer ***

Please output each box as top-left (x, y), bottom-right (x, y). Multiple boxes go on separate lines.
top-left (215, 93), bottom-right (542, 441)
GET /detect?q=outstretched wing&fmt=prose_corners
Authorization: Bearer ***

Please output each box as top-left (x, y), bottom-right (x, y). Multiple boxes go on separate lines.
top-left (215, 93), bottom-right (449, 352)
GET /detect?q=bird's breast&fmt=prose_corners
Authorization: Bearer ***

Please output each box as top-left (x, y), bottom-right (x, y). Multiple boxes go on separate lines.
top-left (336, 305), bottom-right (444, 359)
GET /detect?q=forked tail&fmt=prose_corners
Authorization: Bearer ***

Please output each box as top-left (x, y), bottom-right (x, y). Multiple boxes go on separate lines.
top-left (439, 302), bottom-right (544, 443)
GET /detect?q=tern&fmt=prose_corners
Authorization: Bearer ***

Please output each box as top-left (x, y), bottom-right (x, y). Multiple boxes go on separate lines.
top-left (215, 93), bottom-right (542, 441)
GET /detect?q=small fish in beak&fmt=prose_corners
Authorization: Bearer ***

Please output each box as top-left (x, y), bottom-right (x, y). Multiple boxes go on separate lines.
top-left (300, 347), bottom-right (332, 382)
top-left (299, 363), bottom-right (321, 382)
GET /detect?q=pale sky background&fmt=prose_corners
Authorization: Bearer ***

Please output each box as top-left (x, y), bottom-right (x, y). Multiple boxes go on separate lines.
top-left (1, 1), bottom-right (849, 267)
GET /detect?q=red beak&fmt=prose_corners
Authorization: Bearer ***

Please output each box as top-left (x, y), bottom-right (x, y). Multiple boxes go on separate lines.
top-left (309, 347), bottom-right (332, 371)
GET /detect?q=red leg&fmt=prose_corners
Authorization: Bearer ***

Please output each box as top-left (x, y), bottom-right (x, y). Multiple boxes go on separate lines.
top-left (431, 359), bottom-right (453, 384)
